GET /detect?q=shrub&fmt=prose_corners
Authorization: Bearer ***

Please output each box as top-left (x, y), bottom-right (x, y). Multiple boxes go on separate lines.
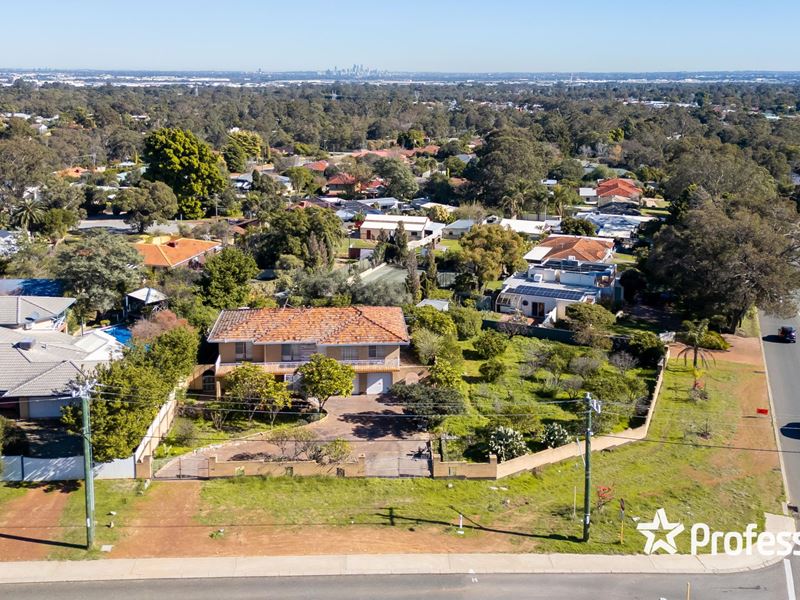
top-left (412, 328), bottom-right (443, 365)
top-left (428, 358), bottom-right (463, 390)
top-left (479, 358), bottom-right (506, 382)
top-left (389, 382), bottom-right (465, 426)
top-left (449, 305), bottom-right (483, 340)
top-left (171, 418), bottom-right (196, 446)
top-left (541, 422), bottom-right (570, 448)
top-left (627, 331), bottom-right (666, 367)
top-left (700, 331), bottom-right (730, 350)
top-left (488, 426), bottom-right (527, 462)
top-left (410, 305), bottom-right (457, 336)
top-left (473, 329), bottom-right (509, 359)
top-left (565, 303), bottom-right (616, 349)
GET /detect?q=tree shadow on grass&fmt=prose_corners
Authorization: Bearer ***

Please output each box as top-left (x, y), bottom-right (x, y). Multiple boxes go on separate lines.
top-left (375, 506), bottom-right (581, 543)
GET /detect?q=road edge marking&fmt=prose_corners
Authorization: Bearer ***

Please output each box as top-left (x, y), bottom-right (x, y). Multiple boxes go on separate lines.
top-left (785, 558), bottom-right (796, 600)
top-left (758, 313), bottom-right (792, 513)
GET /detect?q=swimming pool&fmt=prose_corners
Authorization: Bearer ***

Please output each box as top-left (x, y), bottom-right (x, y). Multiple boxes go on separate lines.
top-left (102, 324), bottom-right (133, 345)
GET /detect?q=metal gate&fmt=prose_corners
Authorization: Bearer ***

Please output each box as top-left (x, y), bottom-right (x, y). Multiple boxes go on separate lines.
top-left (365, 454), bottom-right (431, 478)
top-left (154, 455), bottom-right (210, 479)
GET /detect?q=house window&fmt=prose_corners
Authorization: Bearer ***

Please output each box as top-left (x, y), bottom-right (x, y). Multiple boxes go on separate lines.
top-left (368, 346), bottom-right (379, 359)
top-left (281, 344), bottom-right (297, 361)
top-left (235, 342), bottom-right (252, 361)
top-left (532, 303), bottom-right (546, 317)
top-left (341, 347), bottom-right (359, 361)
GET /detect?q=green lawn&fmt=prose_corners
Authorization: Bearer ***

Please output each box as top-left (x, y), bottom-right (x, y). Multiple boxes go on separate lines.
top-left (196, 358), bottom-right (780, 554)
top-left (437, 239), bottom-right (462, 255)
top-left (612, 251), bottom-right (637, 266)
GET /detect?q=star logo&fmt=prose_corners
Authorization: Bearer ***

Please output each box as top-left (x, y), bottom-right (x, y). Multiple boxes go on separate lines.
top-left (637, 508), bottom-right (685, 554)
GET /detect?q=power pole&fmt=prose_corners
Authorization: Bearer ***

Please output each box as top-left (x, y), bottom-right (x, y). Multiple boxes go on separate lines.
top-left (583, 392), bottom-right (601, 542)
top-left (71, 380), bottom-right (97, 550)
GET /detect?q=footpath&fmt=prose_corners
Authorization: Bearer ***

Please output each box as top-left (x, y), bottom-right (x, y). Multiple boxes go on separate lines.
top-left (0, 513), bottom-right (794, 584)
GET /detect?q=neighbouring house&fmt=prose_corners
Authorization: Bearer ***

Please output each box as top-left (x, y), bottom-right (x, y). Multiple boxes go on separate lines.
top-left (133, 237), bottom-right (222, 269)
top-left (416, 299), bottom-right (450, 312)
top-left (207, 306), bottom-right (410, 395)
top-left (442, 218), bottom-right (475, 239)
top-left (0, 326), bottom-right (123, 419)
top-left (484, 216), bottom-right (554, 240)
top-left (595, 178), bottom-right (642, 203)
top-left (357, 197), bottom-right (402, 212)
top-left (326, 173), bottom-right (357, 196)
top-left (574, 213), bottom-right (655, 245)
top-left (359, 214), bottom-right (432, 241)
top-left (418, 201), bottom-right (457, 214)
top-left (124, 287), bottom-right (168, 316)
top-left (265, 173), bottom-right (294, 194)
top-left (523, 235), bottom-right (615, 265)
top-left (496, 259), bottom-right (617, 324)
top-left (0, 296), bottom-right (75, 331)
top-left (302, 160), bottom-right (329, 173)
top-left (579, 187), bottom-right (598, 204)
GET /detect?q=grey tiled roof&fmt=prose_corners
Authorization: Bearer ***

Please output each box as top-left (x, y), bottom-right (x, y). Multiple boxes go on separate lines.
top-left (0, 296), bottom-right (75, 326)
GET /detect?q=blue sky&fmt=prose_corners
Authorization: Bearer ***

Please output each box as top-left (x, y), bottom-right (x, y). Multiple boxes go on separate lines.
top-left (3, 0), bottom-right (799, 72)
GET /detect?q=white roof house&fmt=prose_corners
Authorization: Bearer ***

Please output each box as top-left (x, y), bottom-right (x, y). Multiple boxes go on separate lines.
top-left (360, 214), bottom-right (430, 233)
top-left (0, 296), bottom-right (75, 331)
top-left (485, 216), bottom-right (554, 239)
top-left (575, 213), bottom-right (655, 240)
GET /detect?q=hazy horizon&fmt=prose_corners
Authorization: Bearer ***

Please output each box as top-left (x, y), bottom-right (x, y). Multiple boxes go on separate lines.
top-left (2, 0), bottom-right (799, 73)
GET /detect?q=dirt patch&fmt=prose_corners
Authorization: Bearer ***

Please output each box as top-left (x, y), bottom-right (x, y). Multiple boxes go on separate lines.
top-left (669, 335), bottom-right (763, 367)
top-left (111, 481), bottom-right (203, 558)
top-left (0, 484), bottom-right (73, 560)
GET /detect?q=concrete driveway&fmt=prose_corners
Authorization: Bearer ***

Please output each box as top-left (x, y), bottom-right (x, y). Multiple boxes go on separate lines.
top-left (155, 395), bottom-right (430, 479)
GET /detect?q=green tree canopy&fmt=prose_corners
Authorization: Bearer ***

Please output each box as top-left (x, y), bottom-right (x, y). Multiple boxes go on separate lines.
top-left (224, 362), bottom-right (291, 424)
top-left (56, 230), bottom-right (142, 319)
top-left (297, 354), bottom-right (355, 412)
top-left (459, 224), bottom-right (529, 287)
top-left (119, 180), bottom-right (178, 233)
top-left (143, 127), bottom-right (227, 219)
top-left (465, 128), bottom-right (550, 207)
top-left (373, 157), bottom-right (419, 199)
top-left (200, 247), bottom-right (259, 309)
top-left (559, 216), bottom-right (597, 236)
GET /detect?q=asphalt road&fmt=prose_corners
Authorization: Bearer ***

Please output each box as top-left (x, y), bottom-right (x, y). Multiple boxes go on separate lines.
top-left (0, 569), bottom-right (790, 600)
top-left (759, 312), bottom-right (800, 507)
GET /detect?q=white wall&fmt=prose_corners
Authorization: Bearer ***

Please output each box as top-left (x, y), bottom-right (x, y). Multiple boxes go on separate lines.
top-left (0, 455), bottom-right (135, 481)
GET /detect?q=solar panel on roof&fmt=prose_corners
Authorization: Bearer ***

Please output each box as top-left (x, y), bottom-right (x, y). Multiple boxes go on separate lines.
top-left (511, 285), bottom-right (588, 301)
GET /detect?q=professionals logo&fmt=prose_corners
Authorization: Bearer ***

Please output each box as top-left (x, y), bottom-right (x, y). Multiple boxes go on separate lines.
top-left (636, 508), bottom-right (685, 555)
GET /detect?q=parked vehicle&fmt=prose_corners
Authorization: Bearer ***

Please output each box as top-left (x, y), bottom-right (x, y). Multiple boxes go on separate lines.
top-left (779, 326), bottom-right (797, 343)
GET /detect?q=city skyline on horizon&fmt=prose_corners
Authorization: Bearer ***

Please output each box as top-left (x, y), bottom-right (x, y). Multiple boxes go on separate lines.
top-left (2, 0), bottom-right (798, 73)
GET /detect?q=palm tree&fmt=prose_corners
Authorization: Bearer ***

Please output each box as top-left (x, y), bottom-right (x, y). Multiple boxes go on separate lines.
top-left (11, 198), bottom-right (45, 236)
top-left (678, 319), bottom-right (716, 369)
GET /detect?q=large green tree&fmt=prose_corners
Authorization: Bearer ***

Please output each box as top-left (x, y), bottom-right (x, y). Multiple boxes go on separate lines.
top-left (142, 127), bottom-right (227, 219)
top-left (465, 128), bottom-right (550, 208)
top-left (199, 247), bottom-right (259, 309)
top-left (119, 180), bottom-right (179, 233)
top-left (223, 363), bottom-right (291, 424)
top-left (459, 224), bottom-right (529, 287)
top-left (56, 230), bottom-right (142, 321)
top-left (648, 198), bottom-right (800, 328)
top-left (373, 157), bottom-right (419, 199)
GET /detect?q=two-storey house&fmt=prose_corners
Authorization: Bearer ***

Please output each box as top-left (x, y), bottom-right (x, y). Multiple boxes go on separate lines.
top-left (207, 306), bottom-right (410, 395)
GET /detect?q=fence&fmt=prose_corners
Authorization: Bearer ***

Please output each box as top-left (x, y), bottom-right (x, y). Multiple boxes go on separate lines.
top-left (0, 455), bottom-right (135, 482)
top-left (432, 348), bottom-right (670, 480)
top-left (0, 395), bottom-right (178, 482)
top-left (482, 319), bottom-right (576, 344)
top-left (206, 454), bottom-right (366, 478)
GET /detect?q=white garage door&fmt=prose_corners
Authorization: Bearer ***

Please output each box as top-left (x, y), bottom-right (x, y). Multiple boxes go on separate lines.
top-left (365, 373), bottom-right (391, 395)
top-left (28, 396), bottom-right (70, 419)
top-left (352, 375), bottom-right (361, 395)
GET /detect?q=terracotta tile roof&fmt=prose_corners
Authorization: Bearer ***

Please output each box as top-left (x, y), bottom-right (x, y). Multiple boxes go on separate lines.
top-left (596, 178), bottom-right (640, 198)
top-left (208, 306), bottom-right (410, 345)
top-left (536, 235), bottom-right (614, 262)
top-left (303, 160), bottom-right (329, 172)
top-left (133, 238), bottom-right (222, 268)
top-left (327, 173), bottom-right (356, 186)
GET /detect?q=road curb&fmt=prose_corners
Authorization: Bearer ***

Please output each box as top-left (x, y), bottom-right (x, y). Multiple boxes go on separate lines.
top-left (0, 545), bottom-right (793, 584)
top-left (757, 313), bottom-right (792, 510)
